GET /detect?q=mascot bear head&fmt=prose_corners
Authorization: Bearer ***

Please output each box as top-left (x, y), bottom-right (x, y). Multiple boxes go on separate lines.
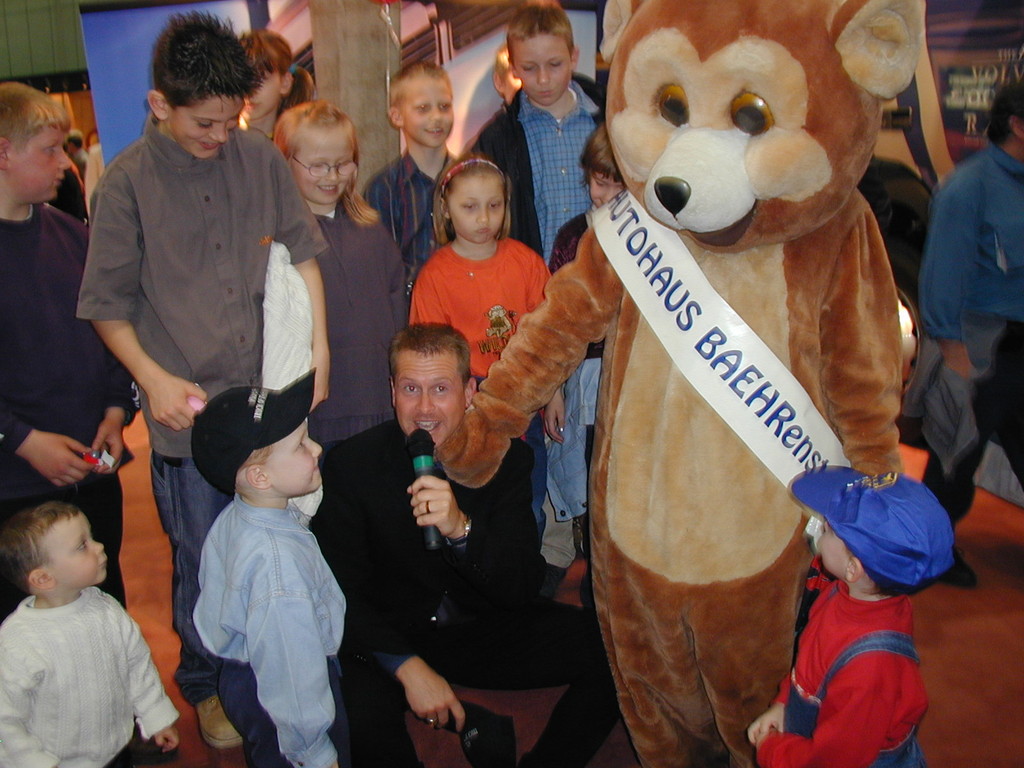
top-left (601, 0), bottom-right (923, 250)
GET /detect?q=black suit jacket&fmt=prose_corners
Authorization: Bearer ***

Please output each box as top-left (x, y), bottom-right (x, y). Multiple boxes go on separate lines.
top-left (313, 420), bottom-right (544, 658)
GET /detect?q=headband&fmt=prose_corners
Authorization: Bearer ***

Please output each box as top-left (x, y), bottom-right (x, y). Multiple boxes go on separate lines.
top-left (439, 158), bottom-right (504, 194)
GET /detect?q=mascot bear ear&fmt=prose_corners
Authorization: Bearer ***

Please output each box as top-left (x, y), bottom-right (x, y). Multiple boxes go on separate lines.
top-left (600, 0), bottom-right (644, 62)
top-left (833, 0), bottom-right (924, 100)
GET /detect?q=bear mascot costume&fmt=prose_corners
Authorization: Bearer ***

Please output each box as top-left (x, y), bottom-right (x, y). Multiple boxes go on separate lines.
top-left (438, 0), bottom-right (924, 765)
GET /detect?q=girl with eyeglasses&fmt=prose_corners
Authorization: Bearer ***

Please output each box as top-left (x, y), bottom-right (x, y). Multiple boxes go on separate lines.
top-left (275, 101), bottom-right (408, 454)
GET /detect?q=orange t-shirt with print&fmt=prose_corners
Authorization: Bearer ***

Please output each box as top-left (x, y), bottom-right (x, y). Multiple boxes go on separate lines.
top-left (410, 238), bottom-right (549, 378)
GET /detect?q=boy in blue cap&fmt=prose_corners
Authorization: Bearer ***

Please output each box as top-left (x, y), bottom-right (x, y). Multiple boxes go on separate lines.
top-left (747, 468), bottom-right (953, 768)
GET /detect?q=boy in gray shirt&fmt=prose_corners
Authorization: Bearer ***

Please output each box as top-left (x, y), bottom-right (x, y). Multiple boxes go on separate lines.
top-left (77, 12), bottom-right (328, 748)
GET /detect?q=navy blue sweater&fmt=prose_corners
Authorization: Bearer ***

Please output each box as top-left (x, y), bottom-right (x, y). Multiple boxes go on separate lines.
top-left (0, 205), bottom-right (135, 500)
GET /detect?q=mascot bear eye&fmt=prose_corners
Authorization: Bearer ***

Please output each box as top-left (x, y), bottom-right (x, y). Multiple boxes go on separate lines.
top-left (731, 92), bottom-right (774, 135)
top-left (658, 85), bottom-right (690, 127)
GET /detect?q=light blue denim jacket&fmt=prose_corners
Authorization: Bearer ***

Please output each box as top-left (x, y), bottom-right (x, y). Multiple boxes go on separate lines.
top-left (195, 497), bottom-right (346, 768)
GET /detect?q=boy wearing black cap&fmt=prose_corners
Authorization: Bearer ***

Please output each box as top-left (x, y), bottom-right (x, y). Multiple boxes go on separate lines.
top-left (191, 372), bottom-right (349, 768)
top-left (747, 468), bottom-right (954, 768)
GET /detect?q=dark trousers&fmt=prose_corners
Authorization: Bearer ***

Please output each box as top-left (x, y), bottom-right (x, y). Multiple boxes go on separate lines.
top-left (0, 474), bottom-right (125, 620)
top-left (923, 325), bottom-right (1024, 525)
top-left (102, 746), bottom-right (132, 768)
top-left (219, 656), bottom-right (351, 768)
top-left (342, 602), bottom-right (620, 768)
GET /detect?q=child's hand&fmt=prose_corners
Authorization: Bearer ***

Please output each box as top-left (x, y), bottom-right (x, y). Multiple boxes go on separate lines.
top-left (141, 371), bottom-right (206, 431)
top-left (152, 724), bottom-right (180, 752)
top-left (543, 388), bottom-right (566, 443)
top-left (747, 702), bottom-right (784, 747)
top-left (311, 349), bottom-right (330, 410)
top-left (90, 407), bottom-right (128, 473)
top-left (15, 430), bottom-right (93, 486)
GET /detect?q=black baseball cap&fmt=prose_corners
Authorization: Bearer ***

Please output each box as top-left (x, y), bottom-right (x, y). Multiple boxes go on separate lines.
top-left (191, 371), bottom-right (314, 493)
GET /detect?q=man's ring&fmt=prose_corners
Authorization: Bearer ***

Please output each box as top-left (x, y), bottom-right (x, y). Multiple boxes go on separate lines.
top-left (426, 717), bottom-right (436, 727)
top-left (425, 500), bottom-right (431, 514)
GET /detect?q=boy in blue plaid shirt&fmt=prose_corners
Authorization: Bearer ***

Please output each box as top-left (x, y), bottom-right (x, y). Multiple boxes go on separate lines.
top-left (473, 0), bottom-right (605, 265)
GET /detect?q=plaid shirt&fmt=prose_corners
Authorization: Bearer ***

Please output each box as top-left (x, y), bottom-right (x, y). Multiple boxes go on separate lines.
top-left (365, 152), bottom-right (450, 293)
top-left (518, 82), bottom-right (598, 264)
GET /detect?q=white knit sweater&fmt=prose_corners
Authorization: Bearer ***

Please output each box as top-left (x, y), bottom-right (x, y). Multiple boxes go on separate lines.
top-left (0, 587), bottom-right (178, 768)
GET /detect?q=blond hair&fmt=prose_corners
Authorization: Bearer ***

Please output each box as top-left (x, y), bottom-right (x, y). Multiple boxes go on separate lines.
top-left (389, 61), bottom-right (452, 109)
top-left (432, 154), bottom-right (511, 246)
top-left (0, 502), bottom-right (81, 593)
top-left (0, 82), bottom-right (69, 147)
top-left (275, 100), bottom-right (379, 226)
top-left (494, 43), bottom-right (513, 80)
top-left (506, 1), bottom-right (575, 61)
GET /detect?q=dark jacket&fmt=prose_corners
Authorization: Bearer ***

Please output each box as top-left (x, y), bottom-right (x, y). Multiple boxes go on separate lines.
top-left (313, 420), bottom-right (544, 657)
top-left (472, 74), bottom-right (606, 256)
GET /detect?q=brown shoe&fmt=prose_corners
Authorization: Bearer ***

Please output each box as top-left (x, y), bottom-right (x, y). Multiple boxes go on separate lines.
top-left (196, 695), bottom-right (243, 749)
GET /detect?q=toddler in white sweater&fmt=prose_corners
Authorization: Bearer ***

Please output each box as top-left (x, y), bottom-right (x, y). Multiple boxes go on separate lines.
top-left (0, 501), bottom-right (179, 768)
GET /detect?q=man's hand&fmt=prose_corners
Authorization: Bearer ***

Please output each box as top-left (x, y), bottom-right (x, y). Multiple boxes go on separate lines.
top-left (15, 430), bottom-right (92, 486)
top-left (938, 338), bottom-right (973, 380)
top-left (89, 407), bottom-right (127, 473)
top-left (747, 702), bottom-right (785, 748)
top-left (409, 474), bottom-right (469, 540)
top-left (543, 388), bottom-right (566, 443)
top-left (395, 656), bottom-right (466, 732)
top-left (138, 370), bottom-right (207, 431)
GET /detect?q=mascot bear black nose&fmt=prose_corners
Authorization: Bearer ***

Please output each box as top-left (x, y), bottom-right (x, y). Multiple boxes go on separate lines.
top-left (654, 176), bottom-right (691, 215)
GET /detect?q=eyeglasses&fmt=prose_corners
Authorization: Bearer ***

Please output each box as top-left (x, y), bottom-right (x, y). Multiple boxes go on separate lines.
top-left (291, 156), bottom-right (357, 179)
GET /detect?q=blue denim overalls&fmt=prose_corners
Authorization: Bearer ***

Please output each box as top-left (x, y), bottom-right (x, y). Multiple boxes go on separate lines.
top-left (784, 590), bottom-right (927, 767)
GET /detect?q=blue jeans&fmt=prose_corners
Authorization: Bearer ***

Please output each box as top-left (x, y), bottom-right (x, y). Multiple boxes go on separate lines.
top-left (150, 453), bottom-right (231, 705)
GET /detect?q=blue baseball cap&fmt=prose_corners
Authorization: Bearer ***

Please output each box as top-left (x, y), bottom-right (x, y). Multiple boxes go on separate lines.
top-left (791, 467), bottom-right (954, 592)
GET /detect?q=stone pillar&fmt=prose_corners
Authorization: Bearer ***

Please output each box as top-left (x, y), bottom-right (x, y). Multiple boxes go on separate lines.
top-left (310, 0), bottom-right (400, 186)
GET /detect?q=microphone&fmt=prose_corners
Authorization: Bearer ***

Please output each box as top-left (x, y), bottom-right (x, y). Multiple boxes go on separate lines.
top-left (406, 428), bottom-right (443, 551)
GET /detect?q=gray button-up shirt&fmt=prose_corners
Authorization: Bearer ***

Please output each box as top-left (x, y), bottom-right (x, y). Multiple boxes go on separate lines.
top-left (78, 119), bottom-right (326, 456)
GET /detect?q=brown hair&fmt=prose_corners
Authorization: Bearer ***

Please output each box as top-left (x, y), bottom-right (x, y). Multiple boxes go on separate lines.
top-left (389, 60), bottom-right (452, 109)
top-left (275, 100), bottom-right (380, 225)
top-left (506, 1), bottom-right (575, 62)
top-left (0, 82), bottom-right (69, 147)
top-left (580, 124), bottom-right (621, 184)
top-left (241, 29), bottom-right (315, 116)
top-left (0, 502), bottom-right (81, 593)
top-left (151, 12), bottom-right (258, 107)
top-left (432, 154), bottom-right (511, 246)
top-left (390, 324), bottom-right (471, 384)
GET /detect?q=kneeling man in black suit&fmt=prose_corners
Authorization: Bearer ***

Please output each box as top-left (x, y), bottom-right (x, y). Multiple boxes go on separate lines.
top-left (314, 323), bottom-right (620, 768)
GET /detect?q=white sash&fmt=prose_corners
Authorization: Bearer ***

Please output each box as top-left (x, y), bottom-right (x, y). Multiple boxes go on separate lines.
top-left (593, 190), bottom-right (847, 485)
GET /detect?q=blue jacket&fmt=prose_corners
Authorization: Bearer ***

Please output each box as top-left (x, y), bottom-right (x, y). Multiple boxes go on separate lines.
top-left (920, 143), bottom-right (1024, 340)
top-left (195, 497), bottom-right (346, 768)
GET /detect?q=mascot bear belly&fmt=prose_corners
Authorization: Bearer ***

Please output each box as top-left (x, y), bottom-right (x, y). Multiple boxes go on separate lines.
top-left (439, 0), bottom-right (924, 765)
